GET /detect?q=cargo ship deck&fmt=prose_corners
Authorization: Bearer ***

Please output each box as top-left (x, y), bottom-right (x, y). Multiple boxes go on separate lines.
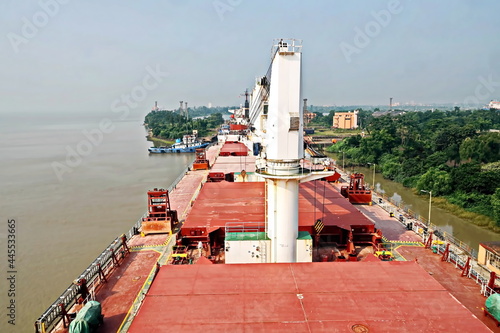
top-left (37, 38), bottom-right (498, 332)
top-left (41, 141), bottom-right (498, 332)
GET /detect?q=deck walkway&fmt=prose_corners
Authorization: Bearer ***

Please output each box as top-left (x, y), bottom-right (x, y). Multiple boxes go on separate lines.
top-left (396, 246), bottom-right (498, 331)
top-left (332, 172), bottom-right (498, 331)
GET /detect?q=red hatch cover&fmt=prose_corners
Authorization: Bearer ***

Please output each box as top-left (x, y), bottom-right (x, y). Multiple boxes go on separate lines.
top-left (219, 142), bottom-right (249, 156)
top-left (182, 181), bottom-right (374, 232)
top-left (128, 261), bottom-right (490, 332)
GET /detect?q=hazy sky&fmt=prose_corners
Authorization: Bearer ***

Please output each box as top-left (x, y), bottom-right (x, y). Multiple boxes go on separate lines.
top-left (2, 0), bottom-right (500, 117)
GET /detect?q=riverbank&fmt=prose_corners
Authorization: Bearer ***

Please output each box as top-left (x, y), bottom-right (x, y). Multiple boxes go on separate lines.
top-left (374, 177), bottom-right (500, 234)
top-left (144, 125), bottom-right (174, 147)
top-left (327, 152), bottom-right (500, 235)
top-left (424, 195), bottom-right (500, 233)
top-left (146, 135), bottom-right (174, 147)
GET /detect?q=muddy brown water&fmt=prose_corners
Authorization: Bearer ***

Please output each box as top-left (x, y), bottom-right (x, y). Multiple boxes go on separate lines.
top-left (0, 112), bottom-right (193, 332)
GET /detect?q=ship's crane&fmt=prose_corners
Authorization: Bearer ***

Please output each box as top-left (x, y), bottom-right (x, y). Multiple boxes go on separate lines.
top-left (255, 39), bottom-right (336, 263)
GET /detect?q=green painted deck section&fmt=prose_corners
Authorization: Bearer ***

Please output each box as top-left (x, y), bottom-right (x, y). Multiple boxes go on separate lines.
top-left (297, 231), bottom-right (312, 240)
top-left (225, 232), bottom-right (270, 241)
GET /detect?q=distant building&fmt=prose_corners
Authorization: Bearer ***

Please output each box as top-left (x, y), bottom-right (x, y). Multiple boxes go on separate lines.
top-left (304, 112), bottom-right (316, 124)
top-left (333, 110), bottom-right (358, 129)
top-left (488, 100), bottom-right (500, 110)
top-left (478, 241), bottom-right (500, 275)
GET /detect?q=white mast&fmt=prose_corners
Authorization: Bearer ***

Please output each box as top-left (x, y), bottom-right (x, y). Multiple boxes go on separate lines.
top-left (256, 39), bottom-right (334, 263)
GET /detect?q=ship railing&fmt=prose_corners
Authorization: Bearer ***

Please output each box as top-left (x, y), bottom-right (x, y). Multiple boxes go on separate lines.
top-left (422, 236), bottom-right (499, 297)
top-left (272, 38), bottom-right (303, 55)
top-left (35, 161), bottom-right (195, 332)
top-left (35, 211), bottom-right (146, 333)
top-left (256, 158), bottom-right (327, 176)
top-left (440, 231), bottom-right (474, 257)
top-left (371, 190), bottom-right (500, 299)
top-left (482, 284), bottom-right (498, 298)
top-left (471, 264), bottom-right (500, 297)
top-left (225, 221), bottom-right (266, 235)
top-left (373, 190), bottom-right (478, 258)
top-left (168, 164), bottom-right (192, 194)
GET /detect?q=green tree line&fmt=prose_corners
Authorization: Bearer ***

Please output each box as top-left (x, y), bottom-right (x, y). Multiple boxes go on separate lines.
top-left (327, 109), bottom-right (500, 231)
top-left (183, 105), bottom-right (237, 118)
top-left (145, 108), bottom-right (225, 140)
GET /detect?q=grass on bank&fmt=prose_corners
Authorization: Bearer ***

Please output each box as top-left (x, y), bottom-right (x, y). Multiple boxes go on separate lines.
top-left (146, 136), bottom-right (174, 147)
top-left (425, 196), bottom-right (500, 233)
top-left (312, 128), bottom-right (363, 137)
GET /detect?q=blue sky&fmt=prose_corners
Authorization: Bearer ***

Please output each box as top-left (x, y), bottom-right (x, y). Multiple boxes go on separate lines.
top-left (1, 0), bottom-right (500, 116)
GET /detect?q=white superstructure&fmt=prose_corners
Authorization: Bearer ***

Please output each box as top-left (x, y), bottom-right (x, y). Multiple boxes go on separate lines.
top-left (253, 39), bottom-right (335, 263)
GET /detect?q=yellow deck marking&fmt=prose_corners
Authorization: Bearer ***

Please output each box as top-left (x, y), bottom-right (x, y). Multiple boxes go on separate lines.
top-left (116, 261), bottom-right (159, 332)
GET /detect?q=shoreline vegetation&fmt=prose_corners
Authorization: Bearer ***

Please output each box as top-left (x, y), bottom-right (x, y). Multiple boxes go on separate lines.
top-left (320, 108), bottom-right (500, 233)
top-left (333, 155), bottom-right (500, 234)
top-left (428, 195), bottom-right (498, 233)
top-left (146, 135), bottom-right (174, 147)
top-left (144, 106), bottom-right (227, 147)
top-left (144, 106), bottom-right (500, 233)
top-left (145, 124), bottom-right (219, 147)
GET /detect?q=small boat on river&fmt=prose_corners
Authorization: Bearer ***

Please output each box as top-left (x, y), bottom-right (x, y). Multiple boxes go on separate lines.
top-left (148, 134), bottom-right (209, 153)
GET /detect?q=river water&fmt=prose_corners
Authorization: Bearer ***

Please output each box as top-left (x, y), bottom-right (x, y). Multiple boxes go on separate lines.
top-left (0, 111), bottom-right (193, 332)
top-left (340, 163), bottom-right (499, 251)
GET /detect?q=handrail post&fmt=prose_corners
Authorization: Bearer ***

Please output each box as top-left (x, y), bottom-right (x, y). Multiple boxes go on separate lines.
top-left (97, 263), bottom-right (107, 282)
top-left (121, 234), bottom-right (130, 255)
top-left (110, 248), bottom-right (119, 267)
top-left (58, 303), bottom-right (70, 328)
